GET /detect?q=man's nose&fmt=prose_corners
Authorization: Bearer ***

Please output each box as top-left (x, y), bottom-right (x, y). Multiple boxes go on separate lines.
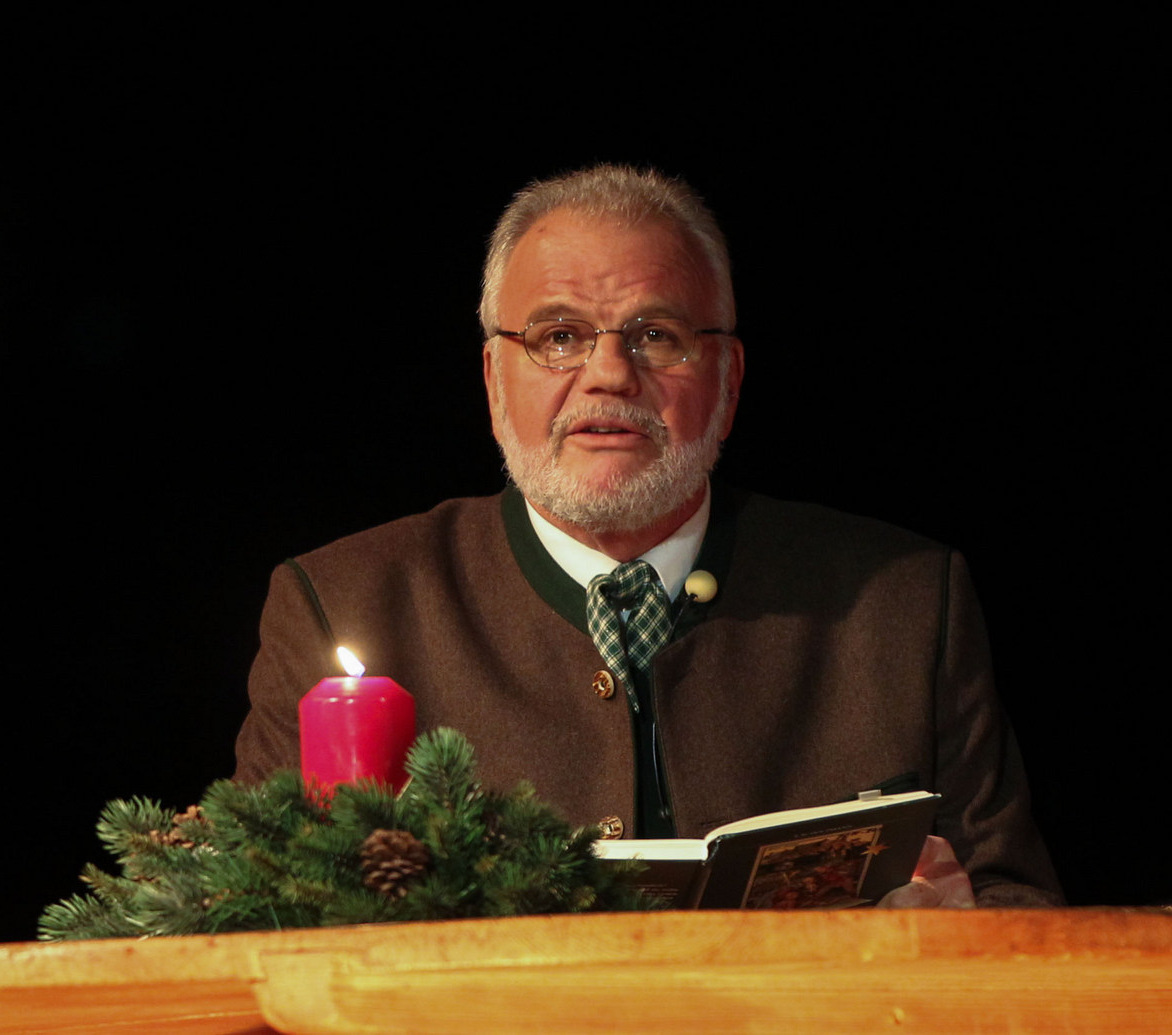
top-left (578, 331), bottom-right (640, 394)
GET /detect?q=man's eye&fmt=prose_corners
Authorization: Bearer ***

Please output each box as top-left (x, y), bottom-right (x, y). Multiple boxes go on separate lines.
top-left (535, 324), bottom-right (589, 353)
top-left (633, 325), bottom-right (680, 348)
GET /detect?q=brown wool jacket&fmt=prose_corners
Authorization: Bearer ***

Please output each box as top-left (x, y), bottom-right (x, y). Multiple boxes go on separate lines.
top-left (234, 484), bottom-right (1063, 906)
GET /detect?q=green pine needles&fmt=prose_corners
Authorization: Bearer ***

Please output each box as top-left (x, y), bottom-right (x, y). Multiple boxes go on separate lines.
top-left (39, 728), bottom-right (656, 940)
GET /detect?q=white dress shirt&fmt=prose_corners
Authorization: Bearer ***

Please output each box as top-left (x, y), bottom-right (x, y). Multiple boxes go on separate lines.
top-left (523, 482), bottom-right (710, 601)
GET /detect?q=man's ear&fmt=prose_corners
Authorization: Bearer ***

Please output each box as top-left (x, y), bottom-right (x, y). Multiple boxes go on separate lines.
top-left (483, 341), bottom-right (504, 441)
top-left (721, 337), bottom-right (745, 440)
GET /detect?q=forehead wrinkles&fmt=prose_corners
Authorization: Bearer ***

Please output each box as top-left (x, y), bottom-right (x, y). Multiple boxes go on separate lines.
top-left (533, 263), bottom-right (692, 317)
top-left (503, 212), bottom-right (717, 323)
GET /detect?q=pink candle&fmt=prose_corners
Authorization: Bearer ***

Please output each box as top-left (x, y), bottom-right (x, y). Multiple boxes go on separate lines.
top-left (299, 648), bottom-right (415, 794)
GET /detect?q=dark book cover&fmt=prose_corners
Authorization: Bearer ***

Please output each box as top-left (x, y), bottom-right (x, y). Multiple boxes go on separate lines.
top-left (596, 792), bottom-right (940, 910)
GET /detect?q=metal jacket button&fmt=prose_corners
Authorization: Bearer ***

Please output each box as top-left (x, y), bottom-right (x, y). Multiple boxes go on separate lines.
top-left (598, 815), bottom-right (625, 839)
top-left (591, 670), bottom-right (615, 699)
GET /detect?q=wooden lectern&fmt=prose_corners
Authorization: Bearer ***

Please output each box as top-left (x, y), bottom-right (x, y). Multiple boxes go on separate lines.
top-left (2, 910), bottom-right (1169, 1033)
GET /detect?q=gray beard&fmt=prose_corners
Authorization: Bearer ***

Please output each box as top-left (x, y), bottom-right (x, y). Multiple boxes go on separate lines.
top-left (493, 361), bottom-right (730, 535)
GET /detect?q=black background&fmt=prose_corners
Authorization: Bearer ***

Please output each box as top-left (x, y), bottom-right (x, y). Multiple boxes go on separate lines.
top-left (3, 11), bottom-right (1164, 941)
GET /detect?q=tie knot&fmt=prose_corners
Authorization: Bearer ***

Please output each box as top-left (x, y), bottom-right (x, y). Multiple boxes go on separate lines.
top-left (593, 560), bottom-right (659, 609)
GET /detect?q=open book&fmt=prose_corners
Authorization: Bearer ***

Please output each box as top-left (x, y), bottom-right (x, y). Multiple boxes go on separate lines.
top-left (593, 790), bottom-right (940, 909)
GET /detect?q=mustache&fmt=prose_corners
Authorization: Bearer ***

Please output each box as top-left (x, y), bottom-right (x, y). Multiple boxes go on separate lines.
top-left (549, 403), bottom-right (669, 450)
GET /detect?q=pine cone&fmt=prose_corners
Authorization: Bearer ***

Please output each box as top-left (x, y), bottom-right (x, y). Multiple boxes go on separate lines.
top-left (150, 804), bottom-right (207, 849)
top-left (360, 829), bottom-right (431, 898)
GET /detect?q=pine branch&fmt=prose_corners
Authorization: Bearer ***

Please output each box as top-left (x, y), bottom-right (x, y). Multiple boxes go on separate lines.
top-left (198, 773), bottom-right (324, 852)
top-left (128, 872), bottom-right (209, 936)
top-left (404, 727), bottom-right (480, 812)
top-left (329, 781), bottom-right (400, 836)
top-left (39, 729), bottom-right (664, 940)
top-left (320, 886), bottom-right (401, 927)
top-left (79, 863), bottom-right (139, 908)
top-left (38, 894), bottom-right (141, 941)
top-left (94, 797), bottom-right (175, 871)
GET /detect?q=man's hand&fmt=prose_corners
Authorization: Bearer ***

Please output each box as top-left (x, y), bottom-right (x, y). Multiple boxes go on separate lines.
top-left (876, 834), bottom-right (976, 908)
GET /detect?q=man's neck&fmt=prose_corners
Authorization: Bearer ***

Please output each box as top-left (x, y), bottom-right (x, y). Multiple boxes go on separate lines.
top-left (525, 487), bottom-right (710, 600)
top-left (528, 486), bottom-right (707, 562)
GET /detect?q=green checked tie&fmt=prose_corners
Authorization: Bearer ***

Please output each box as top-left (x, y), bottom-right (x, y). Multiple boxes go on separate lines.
top-left (586, 560), bottom-right (672, 713)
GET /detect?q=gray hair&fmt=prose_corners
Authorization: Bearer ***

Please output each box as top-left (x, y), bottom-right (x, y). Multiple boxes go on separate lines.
top-left (478, 164), bottom-right (736, 339)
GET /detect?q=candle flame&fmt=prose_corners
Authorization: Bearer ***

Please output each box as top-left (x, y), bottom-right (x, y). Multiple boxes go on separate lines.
top-left (336, 646), bottom-right (366, 677)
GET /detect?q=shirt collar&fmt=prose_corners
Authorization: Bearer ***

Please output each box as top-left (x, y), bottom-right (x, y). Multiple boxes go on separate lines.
top-left (523, 483), bottom-right (711, 601)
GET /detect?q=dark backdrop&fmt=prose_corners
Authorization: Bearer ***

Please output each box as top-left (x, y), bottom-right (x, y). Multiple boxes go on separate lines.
top-left (3, 13), bottom-right (1163, 941)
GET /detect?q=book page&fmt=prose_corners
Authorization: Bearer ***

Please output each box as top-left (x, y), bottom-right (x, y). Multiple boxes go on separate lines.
top-left (591, 838), bottom-right (706, 861)
top-left (704, 790), bottom-right (936, 844)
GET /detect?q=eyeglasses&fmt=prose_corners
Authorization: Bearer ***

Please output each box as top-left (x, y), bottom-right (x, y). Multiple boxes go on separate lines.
top-left (494, 316), bottom-right (733, 370)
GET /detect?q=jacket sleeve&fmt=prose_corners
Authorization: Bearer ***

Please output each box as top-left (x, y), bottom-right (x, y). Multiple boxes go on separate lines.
top-left (233, 561), bottom-right (336, 783)
top-left (933, 551), bottom-right (1064, 906)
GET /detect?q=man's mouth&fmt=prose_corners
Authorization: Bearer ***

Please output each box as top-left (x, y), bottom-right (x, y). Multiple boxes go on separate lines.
top-left (570, 421), bottom-right (645, 436)
top-left (549, 405), bottom-right (669, 455)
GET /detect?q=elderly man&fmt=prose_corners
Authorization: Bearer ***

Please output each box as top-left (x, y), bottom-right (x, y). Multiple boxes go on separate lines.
top-left (234, 164), bottom-right (1061, 907)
